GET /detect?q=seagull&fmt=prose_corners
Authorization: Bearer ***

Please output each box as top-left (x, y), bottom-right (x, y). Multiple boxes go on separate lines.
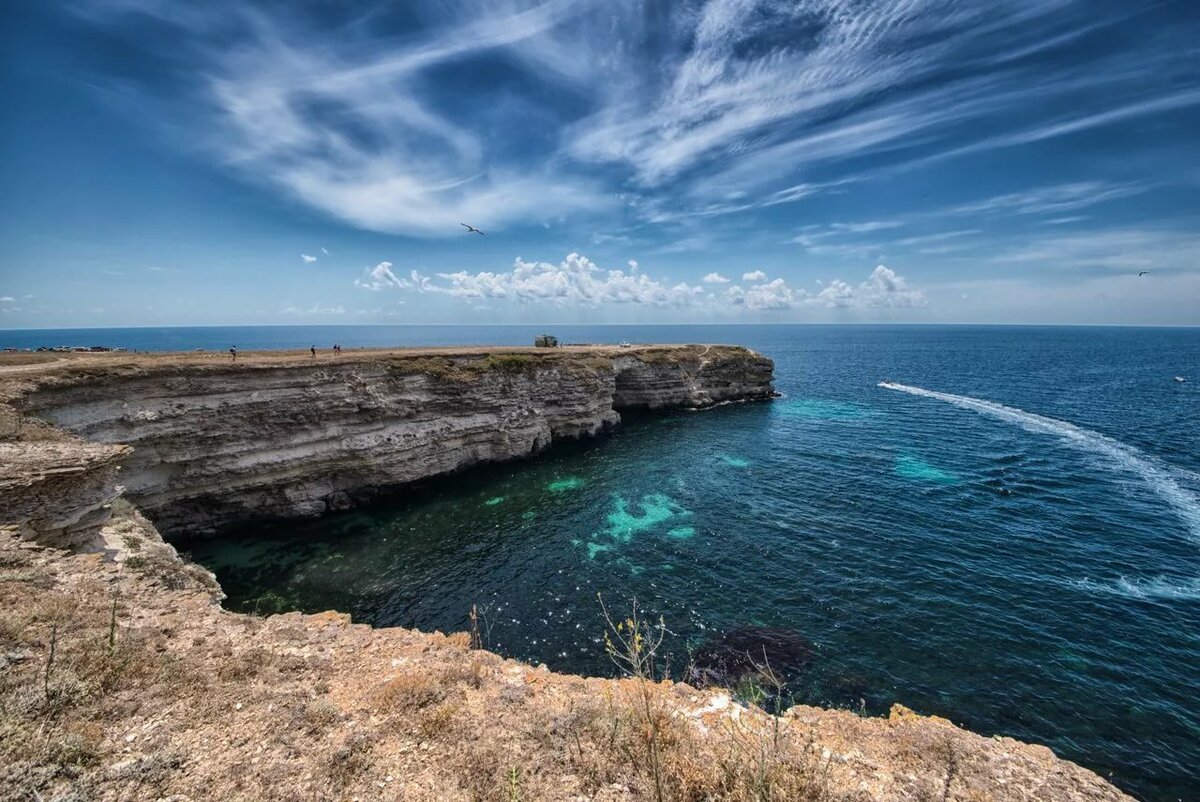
top-left (460, 223), bottom-right (485, 235)
top-left (1138, 271), bottom-right (1149, 276)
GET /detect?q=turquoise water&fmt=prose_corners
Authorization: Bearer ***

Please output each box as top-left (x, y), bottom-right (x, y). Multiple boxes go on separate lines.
top-left (98, 324), bottom-right (1196, 801)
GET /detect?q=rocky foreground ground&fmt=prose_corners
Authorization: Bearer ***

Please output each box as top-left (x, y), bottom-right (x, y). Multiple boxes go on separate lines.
top-left (0, 504), bottom-right (1131, 802)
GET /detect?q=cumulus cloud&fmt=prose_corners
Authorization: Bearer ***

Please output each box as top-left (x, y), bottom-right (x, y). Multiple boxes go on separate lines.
top-left (355, 254), bottom-right (924, 314)
top-left (301, 254), bottom-right (317, 263)
top-left (812, 265), bottom-right (925, 308)
top-left (354, 262), bottom-right (408, 291)
top-left (0, 296), bottom-right (14, 302)
top-left (727, 265), bottom-right (924, 310)
top-left (726, 279), bottom-right (796, 310)
top-left (423, 253), bottom-right (704, 307)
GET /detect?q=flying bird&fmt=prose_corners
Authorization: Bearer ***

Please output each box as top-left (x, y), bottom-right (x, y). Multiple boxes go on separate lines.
top-left (460, 223), bottom-right (485, 235)
top-left (1138, 271), bottom-right (1149, 276)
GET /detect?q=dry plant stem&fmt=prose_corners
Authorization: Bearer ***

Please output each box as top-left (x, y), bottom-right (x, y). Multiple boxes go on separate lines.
top-left (598, 594), bottom-right (669, 802)
top-left (44, 620), bottom-right (57, 702)
top-left (107, 577), bottom-right (119, 654)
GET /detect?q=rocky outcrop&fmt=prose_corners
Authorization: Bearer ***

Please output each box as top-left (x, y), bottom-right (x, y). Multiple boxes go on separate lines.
top-left (612, 348), bottom-right (775, 409)
top-left (9, 345), bottom-right (773, 540)
top-left (0, 439), bottom-right (129, 550)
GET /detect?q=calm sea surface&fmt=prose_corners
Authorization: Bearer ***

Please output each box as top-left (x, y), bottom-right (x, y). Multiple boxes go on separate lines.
top-left (8, 325), bottom-right (1198, 799)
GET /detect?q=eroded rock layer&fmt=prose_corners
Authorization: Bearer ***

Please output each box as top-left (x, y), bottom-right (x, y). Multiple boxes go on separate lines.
top-left (13, 346), bottom-right (774, 540)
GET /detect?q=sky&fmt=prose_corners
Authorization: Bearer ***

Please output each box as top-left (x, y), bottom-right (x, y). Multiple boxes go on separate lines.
top-left (1, 0), bottom-right (1198, 328)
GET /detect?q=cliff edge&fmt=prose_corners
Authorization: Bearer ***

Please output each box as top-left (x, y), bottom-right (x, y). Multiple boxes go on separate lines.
top-left (0, 346), bottom-right (1132, 801)
top-left (5, 344), bottom-right (774, 542)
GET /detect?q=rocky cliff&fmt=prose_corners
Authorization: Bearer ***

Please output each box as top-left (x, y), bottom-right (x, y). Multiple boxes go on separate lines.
top-left (7, 345), bottom-right (774, 541)
top-left (0, 348), bottom-right (1134, 801)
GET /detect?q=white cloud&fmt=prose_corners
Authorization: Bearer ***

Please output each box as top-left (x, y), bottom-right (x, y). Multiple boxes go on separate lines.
top-left (98, 2), bottom-right (610, 236)
top-left (0, 296), bottom-right (14, 302)
top-left (354, 261), bottom-right (408, 291)
top-left (79, 2), bottom-right (1199, 233)
top-left (726, 279), bottom-right (796, 310)
top-left (742, 270), bottom-right (767, 282)
top-left (727, 265), bottom-right (925, 310)
top-left (846, 265), bottom-right (926, 308)
top-left (358, 253), bottom-right (925, 314)
top-left (947, 181), bottom-right (1146, 217)
top-left (422, 253), bottom-right (705, 307)
top-left (569, 4), bottom-right (1198, 225)
top-left (321, 247), bottom-right (329, 255)
top-left (301, 254), bottom-right (317, 263)
top-left (988, 227), bottom-right (1200, 272)
top-left (283, 304), bottom-right (346, 315)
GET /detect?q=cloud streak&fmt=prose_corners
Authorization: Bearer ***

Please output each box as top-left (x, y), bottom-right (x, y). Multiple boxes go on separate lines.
top-left (77, 0), bottom-right (1200, 235)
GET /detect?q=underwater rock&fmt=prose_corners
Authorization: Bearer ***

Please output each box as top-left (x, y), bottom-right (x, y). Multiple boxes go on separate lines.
top-left (687, 625), bottom-right (814, 687)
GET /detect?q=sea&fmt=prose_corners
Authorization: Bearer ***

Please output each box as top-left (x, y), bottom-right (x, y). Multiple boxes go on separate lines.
top-left (5, 324), bottom-right (1198, 800)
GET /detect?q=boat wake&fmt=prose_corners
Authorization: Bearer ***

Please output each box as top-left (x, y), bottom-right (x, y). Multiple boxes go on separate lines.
top-left (1070, 576), bottom-right (1200, 602)
top-left (878, 381), bottom-right (1200, 541)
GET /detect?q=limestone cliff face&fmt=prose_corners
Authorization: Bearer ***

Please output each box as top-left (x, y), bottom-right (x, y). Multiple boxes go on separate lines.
top-left (13, 346), bottom-right (773, 540)
top-left (0, 440), bottom-right (129, 550)
top-left (612, 347), bottom-right (776, 409)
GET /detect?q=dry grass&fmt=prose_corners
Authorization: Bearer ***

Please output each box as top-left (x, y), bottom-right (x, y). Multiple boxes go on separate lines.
top-left (385, 352), bottom-right (615, 391)
top-left (375, 672), bottom-right (447, 712)
top-left (0, 561), bottom-right (179, 800)
top-left (0, 514), bottom-right (1130, 802)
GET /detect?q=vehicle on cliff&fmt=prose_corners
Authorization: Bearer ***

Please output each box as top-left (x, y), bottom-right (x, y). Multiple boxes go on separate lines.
top-left (534, 334), bottom-right (559, 347)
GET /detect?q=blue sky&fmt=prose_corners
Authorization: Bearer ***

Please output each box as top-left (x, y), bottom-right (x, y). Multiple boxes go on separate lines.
top-left (1, 0), bottom-right (1198, 327)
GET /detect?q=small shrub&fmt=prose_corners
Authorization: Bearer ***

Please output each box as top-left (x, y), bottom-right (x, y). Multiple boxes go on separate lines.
top-left (416, 700), bottom-right (460, 741)
top-left (327, 730), bottom-right (374, 787)
top-left (216, 647), bottom-right (273, 681)
top-left (480, 354), bottom-right (543, 374)
top-left (300, 698), bottom-right (341, 734)
top-left (0, 611), bottom-right (27, 646)
top-left (374, 672), bottom-right (445, 712)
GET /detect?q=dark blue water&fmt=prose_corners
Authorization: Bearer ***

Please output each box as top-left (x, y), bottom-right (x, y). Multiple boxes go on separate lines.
top-left (12, 325), bottom-right (1197, 799)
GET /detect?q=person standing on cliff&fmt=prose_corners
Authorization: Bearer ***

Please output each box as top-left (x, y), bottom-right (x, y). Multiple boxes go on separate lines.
top-left (310, 345), bottom-right (316, 359)
top-left (229, 346), bottom-right (237, 362)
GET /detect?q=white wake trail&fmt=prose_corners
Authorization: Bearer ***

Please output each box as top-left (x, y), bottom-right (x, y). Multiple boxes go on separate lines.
top-left (878, 381), bottom-right (1200, 541)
